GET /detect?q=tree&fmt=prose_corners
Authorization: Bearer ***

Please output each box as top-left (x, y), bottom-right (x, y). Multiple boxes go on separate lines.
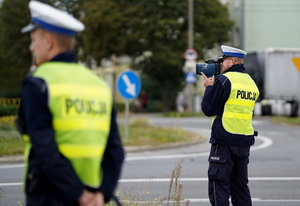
top-left (0, 0), bottom-right (82, 95)
top-left (81, 0), bottom-right (233, 111)
top-left (0, 0), bottom-right (233, 110)
top-left (0, 0), bottom-right (31, 94)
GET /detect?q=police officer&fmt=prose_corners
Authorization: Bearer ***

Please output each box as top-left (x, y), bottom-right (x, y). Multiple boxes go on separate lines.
top-left (17, 1), bottom-right (124, 205)
top-left (201, 45), bottom-right (259, 206)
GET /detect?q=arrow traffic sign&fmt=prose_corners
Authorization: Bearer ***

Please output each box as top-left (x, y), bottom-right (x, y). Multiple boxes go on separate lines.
top-left (117, 71), bottom-right (141, 99)
top-left (122, 74), bottom-right (136, 96)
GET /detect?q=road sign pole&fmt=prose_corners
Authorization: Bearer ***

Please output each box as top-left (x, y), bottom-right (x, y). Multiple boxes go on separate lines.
top-left (186, 84), bottom-right (193, 112)
top-left (187, 0), bottom-right (194, 112)
top-left (125, 100), bottom-right (129, 140)
top-left (188, 0), bottom-right (194, 49)
top-left (116, 70), bottom-right (141, 140)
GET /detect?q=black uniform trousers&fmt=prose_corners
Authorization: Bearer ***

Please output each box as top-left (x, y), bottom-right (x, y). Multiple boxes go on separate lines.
top-left (208, 144), bottom-right (252, 206)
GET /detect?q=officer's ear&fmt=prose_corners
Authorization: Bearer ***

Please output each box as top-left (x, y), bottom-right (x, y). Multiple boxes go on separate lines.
top-left (43, 31), bottom-right (55, 50)
top-left (233, 57), bottom-right (243, 64)
top-left (228, 58), bottom-right (234, 66)
top-left (231, 57), bottom-right (239, 65)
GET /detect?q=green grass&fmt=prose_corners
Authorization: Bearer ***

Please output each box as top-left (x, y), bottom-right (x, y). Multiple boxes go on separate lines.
top-left (0, 116), bottom-right (202, 157)
top-left (0, 118), bottom-right (25, 156)
top-left (162, 111), bottom-right (204, 118)
top-left (0, 137), bottom-right (25, 156)
top-left (2, 115), bottom-right (299, 157)
top-left (271, 116), bottom-right (300, 126)
top-left (119, 118), bottom-right (202, 146)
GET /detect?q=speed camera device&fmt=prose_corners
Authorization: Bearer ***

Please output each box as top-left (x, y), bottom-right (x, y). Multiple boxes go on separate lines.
top-left (196, 58), bottom-right (221, 77)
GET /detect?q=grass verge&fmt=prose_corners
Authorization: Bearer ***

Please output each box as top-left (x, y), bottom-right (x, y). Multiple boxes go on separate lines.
top-left (0, 116), bottom-right (25, 156)
top-left (271, 116), bottom-right (300, 126)
top-left (119, 118), bottom-right (202, 147)
top-left (162, 111), bottom-right (204, 118)
top-left (0, 136), bottom-right (25, 156)
top-left (0, 116), bottom-right (202, 157)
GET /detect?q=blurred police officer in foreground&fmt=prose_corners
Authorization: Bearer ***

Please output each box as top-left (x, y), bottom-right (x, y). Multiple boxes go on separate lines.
top-left (16, 1), bottom-right (125, 205)
top-left (201, 45), bottom-right (259, 206)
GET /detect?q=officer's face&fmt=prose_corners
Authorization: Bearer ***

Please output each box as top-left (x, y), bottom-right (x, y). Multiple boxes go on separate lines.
top-left (221, 57), bottom-right (233, 72)
top-left (30, 29), bottom-right (50, 65)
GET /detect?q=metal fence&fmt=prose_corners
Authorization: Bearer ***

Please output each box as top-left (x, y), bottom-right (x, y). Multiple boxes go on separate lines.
top-left (0, 98), bottom-right (21, 107)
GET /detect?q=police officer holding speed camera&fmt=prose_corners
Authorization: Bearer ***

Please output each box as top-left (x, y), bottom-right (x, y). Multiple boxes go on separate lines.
top-left (201, 45), bottom-right (259, 206)
top-left (16, 1), bottom-right (124, 205)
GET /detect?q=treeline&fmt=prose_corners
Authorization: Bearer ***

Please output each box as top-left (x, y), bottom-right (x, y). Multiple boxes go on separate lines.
top-left (0, 0), bottom-right (233, 110)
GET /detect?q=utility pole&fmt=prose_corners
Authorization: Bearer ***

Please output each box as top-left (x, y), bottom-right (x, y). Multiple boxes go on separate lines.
top-left (185, 0), bottom-right (194, 112)
top-left (188, 0), bottom-right (194, 49)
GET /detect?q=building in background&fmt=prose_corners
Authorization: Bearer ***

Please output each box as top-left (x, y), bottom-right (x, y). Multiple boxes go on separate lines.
top-left (227, 0), bottom-right (300, 52)
top-left (219, 0), bottom-right (300, 116)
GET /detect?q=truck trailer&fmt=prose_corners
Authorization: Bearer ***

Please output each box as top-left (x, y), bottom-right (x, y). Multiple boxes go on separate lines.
top-left (244, 48), bottom-right (300, 117)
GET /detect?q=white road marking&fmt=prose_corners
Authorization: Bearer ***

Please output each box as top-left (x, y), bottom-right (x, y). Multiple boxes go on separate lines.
top-left (0, 164), bottom-right (24, 169)
top-left (2, 176), bottom-right (300, 187)
top-left (251, 135), bottom-right (273, 151)
top-left (119, 177), bottom-right (300, 182)
top-left (126, 152), bottom-right (209, 161)
top-left (183, 198), bottom-right (300, 203)
top-left (253, 120), bottom-right (265, 125)
top-left (0, 135), bottom-right (273, 165)
top-left (0, 133), bottom-right (273, 179)
top-left (126, 135), bottom-right (273, 161)
top-left (0, 182), bottom-right (22, 186)
top-left (118, 198), bottom-right (300, 204)
top-left (0, 129), bottom-right (290, 204)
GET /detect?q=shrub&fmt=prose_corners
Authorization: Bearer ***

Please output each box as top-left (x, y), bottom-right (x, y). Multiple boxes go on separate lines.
top-left (0, 104), bottom-right (18, 117)
top-left (0, 90), bottom-right (21, 98)
top-left (148, 100), bottom-right (163, 112)
top-left (115, 99), bottom-right (163, 114)
top-left (0, 116), bottom-right (17, 131)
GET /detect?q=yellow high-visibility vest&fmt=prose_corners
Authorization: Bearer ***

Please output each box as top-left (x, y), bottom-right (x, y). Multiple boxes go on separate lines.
top-left (219, 72), bottom-right (259, 135)
top-left (25, 62), bottom-right (112, 188)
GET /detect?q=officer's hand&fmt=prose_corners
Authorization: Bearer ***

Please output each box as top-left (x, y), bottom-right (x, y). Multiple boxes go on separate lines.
top-left (86, 192), bottom-right (104, 206)
top-left (201, 72), bottom-right (215, 88)
top-left (78, 190), bottom-right (94, 206)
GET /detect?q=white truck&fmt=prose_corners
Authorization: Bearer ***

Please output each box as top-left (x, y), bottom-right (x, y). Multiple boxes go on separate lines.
top-left (244, 48), bottom-right (300, 117)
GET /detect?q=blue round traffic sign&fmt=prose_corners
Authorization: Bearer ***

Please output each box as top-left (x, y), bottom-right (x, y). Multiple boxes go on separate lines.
top-left (185, 72), bottom-right (197, 83)
top-left (116, 71), bottom-right (141, 99)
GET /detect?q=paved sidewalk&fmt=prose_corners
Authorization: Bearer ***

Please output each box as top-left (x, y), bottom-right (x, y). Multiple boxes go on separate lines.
top-left (0, 154), bottom-right (24, 163)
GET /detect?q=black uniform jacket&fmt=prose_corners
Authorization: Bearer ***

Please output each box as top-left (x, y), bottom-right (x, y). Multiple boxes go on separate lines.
top-left (18, 51), bottom-right (125, 204)
top-left (201, 64), bottom-right (255, 147)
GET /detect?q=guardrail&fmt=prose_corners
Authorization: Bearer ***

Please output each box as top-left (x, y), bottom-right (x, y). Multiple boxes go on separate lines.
top-left (0, 98), bottom-right (21, 107)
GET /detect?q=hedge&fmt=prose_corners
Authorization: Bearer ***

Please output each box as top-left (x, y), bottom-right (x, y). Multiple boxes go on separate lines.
top-left (0, 104), bottom-right (18, 117)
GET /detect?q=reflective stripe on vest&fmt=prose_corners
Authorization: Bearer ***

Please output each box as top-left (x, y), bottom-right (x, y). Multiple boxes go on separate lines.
top-left (221, 72), bottom-right (259, 135)
top-left (26, 62), bottom-right (112, 188)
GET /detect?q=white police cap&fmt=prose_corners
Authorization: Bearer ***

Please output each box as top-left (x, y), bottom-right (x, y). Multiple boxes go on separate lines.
top-left (21, 0), bottom-right (84, 36)
top-left (221, 45), bottom-right (247, 58)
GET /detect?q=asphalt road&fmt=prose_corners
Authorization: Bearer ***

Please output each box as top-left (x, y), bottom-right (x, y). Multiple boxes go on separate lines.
top-left (1, 115), bottom-right (300, 206)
